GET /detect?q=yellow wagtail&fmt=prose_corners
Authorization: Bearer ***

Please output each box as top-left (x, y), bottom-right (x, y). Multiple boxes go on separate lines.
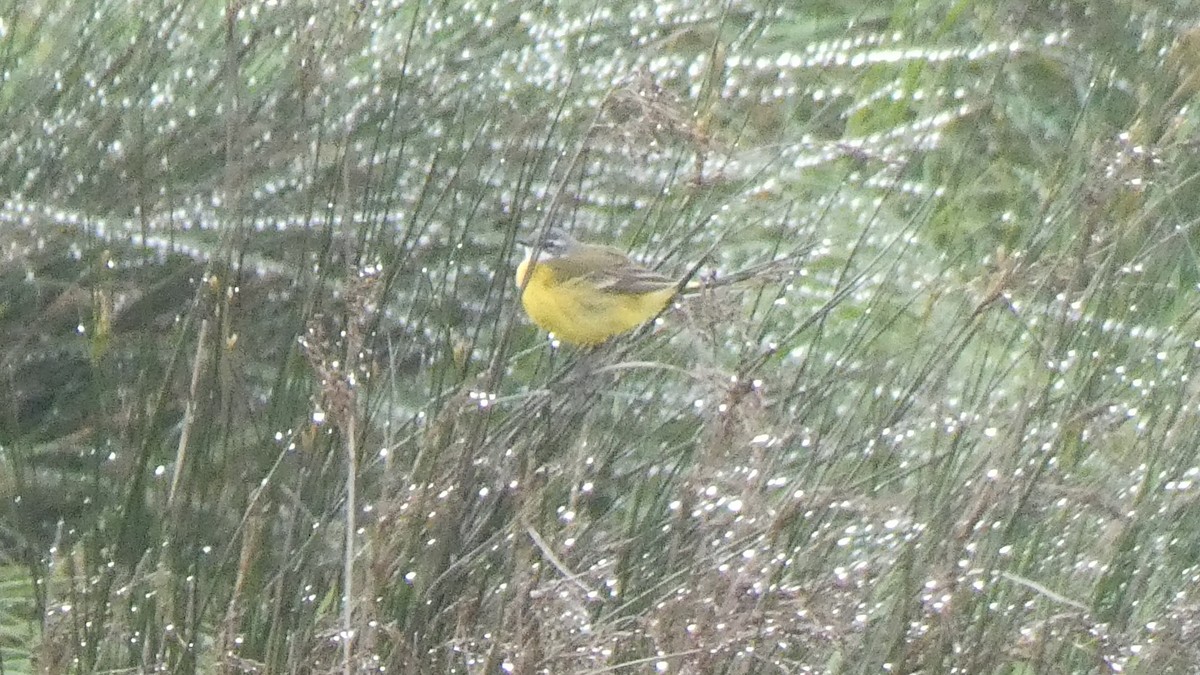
top-left (515, 228), bottom-right (683, 347)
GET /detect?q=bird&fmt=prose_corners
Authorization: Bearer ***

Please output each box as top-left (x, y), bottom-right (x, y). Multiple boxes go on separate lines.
top-left (514, 228), bottom-right (681, 347)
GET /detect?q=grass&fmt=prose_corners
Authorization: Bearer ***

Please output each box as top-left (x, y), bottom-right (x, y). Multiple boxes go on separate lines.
top-left (3, 0), bottom-right (1200, 673)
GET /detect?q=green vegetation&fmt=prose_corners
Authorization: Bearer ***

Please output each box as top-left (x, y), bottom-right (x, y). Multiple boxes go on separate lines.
top-left (3, 0), bottom-right (1200, 672)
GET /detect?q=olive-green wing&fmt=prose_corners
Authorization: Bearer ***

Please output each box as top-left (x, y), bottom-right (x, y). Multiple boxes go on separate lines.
top-left (588, 260), bottom-right (677, 294)
top-left (546, 244), bottom-right (677, 294)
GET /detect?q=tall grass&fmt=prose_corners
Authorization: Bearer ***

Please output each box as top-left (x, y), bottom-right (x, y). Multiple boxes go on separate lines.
top-left (3, 0), bottom-right (1200, 673)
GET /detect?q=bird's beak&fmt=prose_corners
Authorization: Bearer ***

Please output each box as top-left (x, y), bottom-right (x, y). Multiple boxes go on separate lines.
top-left (516, 234), bottom-right (537, 260)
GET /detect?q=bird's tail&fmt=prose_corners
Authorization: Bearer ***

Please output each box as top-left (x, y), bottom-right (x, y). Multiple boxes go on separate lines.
top-left (679, 245), bottom-right (812, 295)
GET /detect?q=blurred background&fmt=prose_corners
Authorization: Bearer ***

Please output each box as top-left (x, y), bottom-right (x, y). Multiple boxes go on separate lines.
top-left (3, 0), bottom-right (1200, 672)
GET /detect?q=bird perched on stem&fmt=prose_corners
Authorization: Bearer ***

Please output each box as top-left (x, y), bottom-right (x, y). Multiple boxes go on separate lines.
top-left (515, 228), bottom-right (678, 346)
top-left (514, 227), bottom-right (800, 347)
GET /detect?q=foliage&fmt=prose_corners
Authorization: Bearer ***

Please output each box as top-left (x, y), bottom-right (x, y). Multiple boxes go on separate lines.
top-left (3, 0), bottom-right (1200, 673)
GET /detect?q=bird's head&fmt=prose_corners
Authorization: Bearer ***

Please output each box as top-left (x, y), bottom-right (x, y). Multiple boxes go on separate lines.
top-left (520, 227), bottom-right (580, 262)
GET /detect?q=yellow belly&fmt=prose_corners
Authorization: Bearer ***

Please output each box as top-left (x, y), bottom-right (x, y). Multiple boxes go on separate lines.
top-left (515, 261), bottom-right (674, 346)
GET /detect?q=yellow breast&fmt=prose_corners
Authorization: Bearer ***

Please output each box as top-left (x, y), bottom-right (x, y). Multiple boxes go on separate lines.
top-left (515, 259), bottom-right (674, 346)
